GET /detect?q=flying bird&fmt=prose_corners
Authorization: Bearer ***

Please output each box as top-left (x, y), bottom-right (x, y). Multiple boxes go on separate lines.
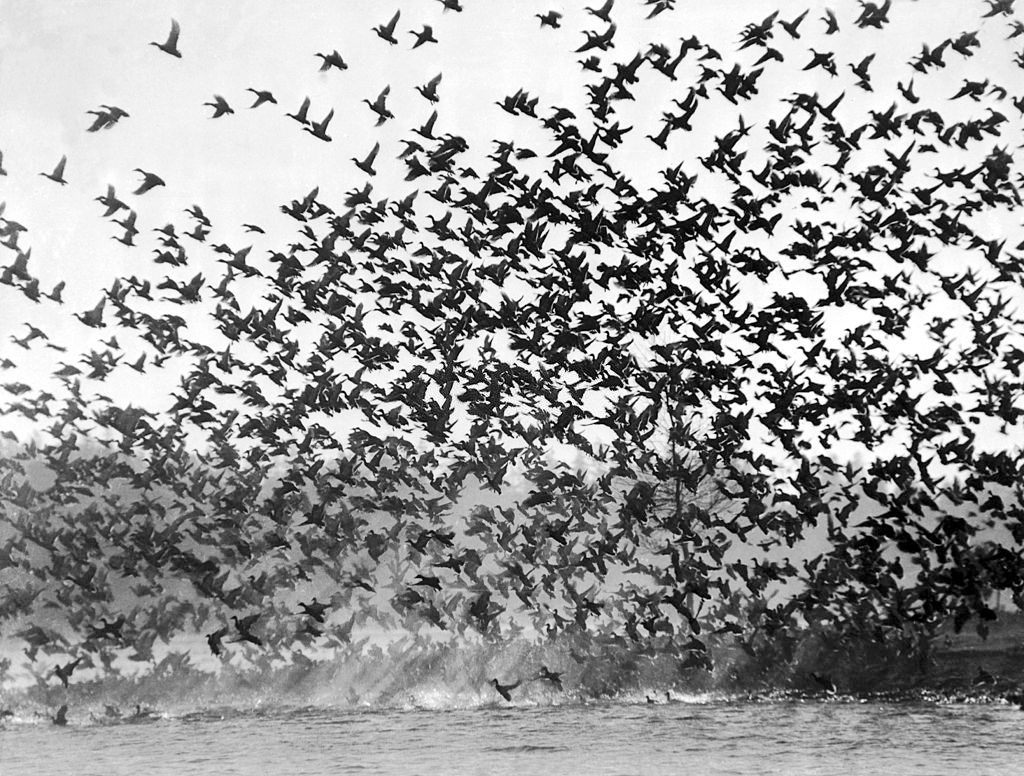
top-left (353, 142), bottom-right (381, 176)
top-left (410, 25), bottom-right (438, 48)
top-left (150, 19), bottom-right (182, 58)
top-left (204, 95), bottom-right (234, 118)
top-left (40, 156), bottom-right (68, 185)
top-left (286, 96), bottom-right (311, 125)
top-left (54, 657), bottom-right (83, 688)
top-left (132, 169), bottom-right (166, 195)
top-left (206, 626), bottom-right (229, 656)
top-left (304, 108), bottom-right (335, 142)
top-left (374, 10), bottom-right (401, 45)
top-left (586, 0), bottom-right (615, 23)
top-left (316, 50), bottom-right (348, 71)
top-left (490, 677), bottom-right (521, 702)
top-left (246, 88), bottom-right (277, 108)
top-left (537, 11), bottom-right (563, 28)
top-left (364, 85), bottom-right (394, 125)
top-left (416, 73), bottom-right (442, 103)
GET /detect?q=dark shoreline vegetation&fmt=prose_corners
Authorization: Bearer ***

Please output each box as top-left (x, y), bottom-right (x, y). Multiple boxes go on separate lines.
top-left (3, 1), bottom-right (1024, 720)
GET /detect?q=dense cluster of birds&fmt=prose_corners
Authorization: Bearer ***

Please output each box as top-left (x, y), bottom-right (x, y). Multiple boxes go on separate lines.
top-left (2, 0), bottom-right (1024, 712)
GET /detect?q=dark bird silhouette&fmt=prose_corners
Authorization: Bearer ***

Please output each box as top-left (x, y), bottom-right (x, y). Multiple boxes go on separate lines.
top-left (490, 677), bottom-right (521, 702)
top-left (410, 25), bottom-right (438, 49)
top-left (780, 9), bottom-right (809, 38)
top-left (132, 169), bottom-right (166, 195)
top-left (286, 96), bottom-right (312, 125)
top-left (353, 142), bottom-right (380, 176)
top-left (374, 10), bottom-right (401, 45)
top-left (849, 53), bottom-right (875, 90)
top-left (416, 73), bottom-right (442, 103)
top-left (586, 0), bottom-right (615, 23)
top-left (537, 11), bottom-right (563, 28)
top-left (40, 155), bottom-right (68, 185)
top-left (536, 666), bottom-right (563, 690)
top-left (577, 23), bottom-right (617, 53)
top-left (206, 626), bottom-right (228, 656)
top-left (204, 95), bottom-right (234, 118)
top-left (231, 614), bottom-right (263, 646)
top-left (298, 598), bottom-right (330, 623)
top-left (54, 657), bottom-right (83, 688)
top-left (364, 86), bottom-right (394, 125)
top-left (246, 88), bottom-right (277, 108)
top-left (86, 105), bottom-right (129, 132)
top-left (150, 19), bottom-right (182, 58)
top-left (304, 108), bottom-right (335, 142)
top-left (316, 50), bottom-right (348, 71)
top-left (821, 8), bottom-right (839, 34)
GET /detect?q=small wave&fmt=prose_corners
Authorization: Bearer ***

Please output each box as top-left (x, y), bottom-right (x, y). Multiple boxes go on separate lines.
top-left (487, 743), bottom-right (568, 753)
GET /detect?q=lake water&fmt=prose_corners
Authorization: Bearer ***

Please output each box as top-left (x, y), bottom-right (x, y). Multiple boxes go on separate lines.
top-left (3, 699), bottom-right (1022, 775)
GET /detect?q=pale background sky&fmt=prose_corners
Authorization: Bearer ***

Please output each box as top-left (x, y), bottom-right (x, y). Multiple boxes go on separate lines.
top-left (0, 0), bottom-right (1020, 460)
top-left (1, 0), bottom-right (1023, 680)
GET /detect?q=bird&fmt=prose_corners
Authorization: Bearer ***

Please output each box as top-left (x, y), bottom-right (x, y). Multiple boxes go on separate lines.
top-left (536, 666), bottom-right (563, 690)
top-left (416, 73), bottom-right (442, 103)
top-left (74, 298), bottom-right (105, 328)
top-left (246, 88), bottom-right (277, 108)
top-left (0, 148), bottom-right (6, 176)
top-left (849, 54), bottom-right (875, 90)
top-left (231, 614), bottom-right (262, 646)
top-left (86, 105), bottom-right (129, 132)
top-left (303, 108), bottom-right (335, 142)
top-left (53, 705), bottom-right (68, 726)
top-left (537, 11), bottom-right (562, 28)
top-left (298, 598), bottom-right (330, 623)
top-left (364, 86), bottom-right (394, 125)
top-left (40, 155), bottom-right (67, 185)
top-left (206, 626), bottom-right (228, 656)
top-left (316, 50), bottom-right (348, 71)
top-left (586, 0), bottom-right (615, 24)
top-left (150, 19), bottom-right (182, 58)
top-left (54, 657), bottom-right (83, 688)
top-left (821, 8), bottom-right (839, 34)
top-left (374, 10), bottom-right (401, 45)
top-left (286, 96), bottom-right (311, 125)
top-left (780, 9), bottom-right (809, 38)
top-left (410, 25), bottom-right (438, 49)
top-left (132, 169), bottom-right (166, 195)
top-left (490, 677), bottom-right (521, 702)
top-left (353, 142), bottom-right (380, 176)
top-left (204, 95), bottom-right (234, 118)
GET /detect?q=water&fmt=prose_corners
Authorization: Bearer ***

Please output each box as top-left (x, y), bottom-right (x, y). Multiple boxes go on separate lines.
top-left (3, 700), bottom-right (1022, 775)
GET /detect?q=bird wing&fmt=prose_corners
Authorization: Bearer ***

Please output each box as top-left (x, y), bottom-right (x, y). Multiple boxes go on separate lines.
top-left (167, 19), bottom-right (180, 47)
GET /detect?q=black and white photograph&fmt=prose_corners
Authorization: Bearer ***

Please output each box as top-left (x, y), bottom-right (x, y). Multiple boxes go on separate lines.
top-left (2, 1), bottom-right (1024, 773)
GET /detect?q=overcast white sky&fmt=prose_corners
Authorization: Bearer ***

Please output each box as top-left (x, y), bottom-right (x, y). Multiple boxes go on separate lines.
top-left (0, 0), bottom-right (1020, 459)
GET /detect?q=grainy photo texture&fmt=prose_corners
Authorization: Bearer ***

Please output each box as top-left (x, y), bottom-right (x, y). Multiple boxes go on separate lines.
top-left (2, 1), bottom-right (1024, 774)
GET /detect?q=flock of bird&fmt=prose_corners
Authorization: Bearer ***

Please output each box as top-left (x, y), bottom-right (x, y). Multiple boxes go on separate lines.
top-left (2, 0), bottom-right (1024, 716)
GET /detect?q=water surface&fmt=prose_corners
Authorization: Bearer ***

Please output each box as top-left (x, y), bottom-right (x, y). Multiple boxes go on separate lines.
top-left (4, 700), bottom-right (1021, 775)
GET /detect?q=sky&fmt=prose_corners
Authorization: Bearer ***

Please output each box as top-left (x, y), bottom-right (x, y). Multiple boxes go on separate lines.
top-left (0, 0), bottom-right (1022, 457)
top-left (2, 0), bottom-right (1024, 678)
